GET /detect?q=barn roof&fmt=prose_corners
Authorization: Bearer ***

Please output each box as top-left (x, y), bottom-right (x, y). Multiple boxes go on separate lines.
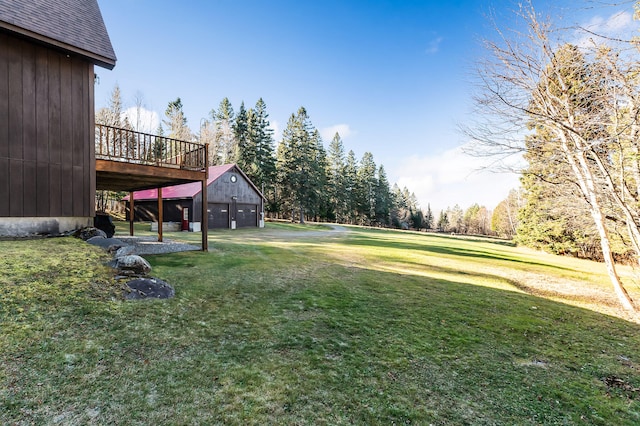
top-left (0, 0), bottom-right (116, 69)
top-left (125, 164), bottom-right (265, 201)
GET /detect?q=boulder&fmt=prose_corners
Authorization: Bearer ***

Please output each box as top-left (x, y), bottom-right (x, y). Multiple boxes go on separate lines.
top-left (124, 277), bottom-right (175, 300)
top-left (115, 255), bottom-right (151, 275)
top-left (94, 213), bottom-right (115, 238)
top-left (115, 245), bottom-right (136, 257)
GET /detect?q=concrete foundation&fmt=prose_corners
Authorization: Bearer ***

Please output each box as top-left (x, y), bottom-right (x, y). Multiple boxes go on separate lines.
top-left (0, 217), bottom-right (93, 237)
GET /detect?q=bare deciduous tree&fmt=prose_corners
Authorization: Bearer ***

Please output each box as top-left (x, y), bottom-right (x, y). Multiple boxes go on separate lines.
top-left (465, 1), bottom-right (640, 311)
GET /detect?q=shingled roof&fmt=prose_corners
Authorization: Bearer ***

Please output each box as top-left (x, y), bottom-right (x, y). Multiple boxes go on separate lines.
top-left (124, 165), bottom-right (266, 201)
top-left (0, 0), bottom-right (116, 69)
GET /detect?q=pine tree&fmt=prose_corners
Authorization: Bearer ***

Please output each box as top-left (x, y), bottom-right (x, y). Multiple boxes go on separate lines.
top-left (276, 107), bottom-right (325, 223)
top-left (252, 98), bottom-right (277, 192)
top-left (424, 204), bottom-right (434, 230)
top-left (344, 150), bottom-right (359, 224)
top-left (213, 98), bottom-right (235, 164)
top-left (375, 165), bottom-right (392, 226)
top-left (326, 133), bottom-right (347, 222)
top-left (233, 102), bottom-right (249, 167)
top-left (356, 152), bottom-right (377, 225)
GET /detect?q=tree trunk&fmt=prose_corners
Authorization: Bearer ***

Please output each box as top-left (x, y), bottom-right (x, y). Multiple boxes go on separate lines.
top-left (563, 136), bottom-right (636, 311)
top-left (589, 198), bottom-right (635, 311)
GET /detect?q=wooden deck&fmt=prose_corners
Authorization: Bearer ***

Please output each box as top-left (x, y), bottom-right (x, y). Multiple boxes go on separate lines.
top-left (95, 124), bottom-right (208, 192)
top-left (94, 124), bottom-right (209, 249)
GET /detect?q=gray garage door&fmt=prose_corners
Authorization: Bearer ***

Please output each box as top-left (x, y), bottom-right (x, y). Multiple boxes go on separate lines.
top-left (208, 203), bottom-right (229, 229)
top-left (236, 204), bottom-right (258, 228)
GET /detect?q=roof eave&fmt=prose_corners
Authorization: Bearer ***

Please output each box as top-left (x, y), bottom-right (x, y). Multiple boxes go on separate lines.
top-left (0, 23), bottom-right (116, 69)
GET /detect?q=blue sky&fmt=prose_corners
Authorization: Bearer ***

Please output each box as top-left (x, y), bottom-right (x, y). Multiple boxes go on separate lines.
top-left (95, 0), bottom-right (637, 212)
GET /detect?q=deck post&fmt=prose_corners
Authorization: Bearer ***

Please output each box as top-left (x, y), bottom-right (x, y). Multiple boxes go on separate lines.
top-left (129, 192), bottom-right (134, 236)
top-left (201, 147), bottom-right (209, 251)
top-left (158, 187), bottom-right (163, 242)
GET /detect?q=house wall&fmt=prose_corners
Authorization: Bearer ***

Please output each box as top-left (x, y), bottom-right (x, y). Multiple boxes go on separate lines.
top-left (0, 32), bottom-right (95, 235)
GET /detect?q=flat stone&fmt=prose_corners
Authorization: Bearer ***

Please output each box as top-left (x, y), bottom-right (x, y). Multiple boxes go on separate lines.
top-left (73, 227), bottom-right (107, 241)
top-left (124, 277), bottom-right (175, 300)
top-left (87, 237), bottom-right (125, 250)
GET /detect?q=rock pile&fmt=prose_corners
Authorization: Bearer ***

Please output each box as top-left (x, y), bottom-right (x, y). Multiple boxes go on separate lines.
top-left (74, 227), bottom-right (175, 300)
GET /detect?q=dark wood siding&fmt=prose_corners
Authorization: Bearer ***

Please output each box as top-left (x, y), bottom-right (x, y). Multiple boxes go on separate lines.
top-left (208, 203), bottom-right (230, 229)
top-left (236, 203), bottom-right (257, 228)
top-left (129, 199), bottom-right (192, 223)
top-left (0, 32), bottom-right (95, 218)
top-left (206, 169), bottom-right (263, 205)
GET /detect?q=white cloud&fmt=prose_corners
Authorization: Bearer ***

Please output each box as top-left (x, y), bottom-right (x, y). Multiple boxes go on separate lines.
top-left (123, 106), bottom-right (159, 134)
top-left (270, 120), bottom-right (281, 142)
top-left (585, 11), bottom-right (633, 34)
top-left (425, 36), bottom-right (443, 54)
top-left (321, 124), bottom-right (352, 142)
top-left (575, 11), bottom-right (636, 47)
top-left (391, 144), bottom-right (521, 213)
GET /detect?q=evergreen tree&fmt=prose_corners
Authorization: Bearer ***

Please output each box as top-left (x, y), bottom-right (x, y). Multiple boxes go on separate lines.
top-left (213, 98), bottom-right (235, 164)
top-left (326, 133), bottom-right (347, 222)
top-left (356, 152), bottom-right (377, 225)
top-left (343, 150), bottom-right (359, 224)
top-left (437, 210), bottom-right (449, 232)
top-left (251, 98), bottom-right (277, 193)
top-left (424, 204), bottom-right (434, 230)
top-left (233, 101), bottom-right (249, 167)
top-left (375, 165), bottom-right (392, 226)
top-left (276, 107), bottom-right (325, 223)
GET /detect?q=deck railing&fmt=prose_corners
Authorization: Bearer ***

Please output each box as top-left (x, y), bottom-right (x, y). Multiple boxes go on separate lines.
top-left (95, 124), bottom-right (207, 171)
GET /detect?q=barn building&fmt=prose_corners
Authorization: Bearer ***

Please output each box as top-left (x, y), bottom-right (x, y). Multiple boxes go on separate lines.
top-left (0, 0), bottom-right (116, 236)
top-left (126, 164), bottom-right (265, 230)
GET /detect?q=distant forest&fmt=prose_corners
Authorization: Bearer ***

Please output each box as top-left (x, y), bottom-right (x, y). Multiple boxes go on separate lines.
top-left (96, 86), bottom-right (454, 230)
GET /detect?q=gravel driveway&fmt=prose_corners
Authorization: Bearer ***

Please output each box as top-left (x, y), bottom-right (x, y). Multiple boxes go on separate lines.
top-left (115, 235), bottom-right (201, 255)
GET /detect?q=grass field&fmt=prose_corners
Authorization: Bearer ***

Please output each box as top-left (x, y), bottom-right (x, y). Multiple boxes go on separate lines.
top-left (2, 222), bottom-right (640, 424)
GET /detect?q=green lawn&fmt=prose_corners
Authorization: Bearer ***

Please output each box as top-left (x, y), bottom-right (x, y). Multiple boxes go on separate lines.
top-left (2, 223), bottom-right (640, 424)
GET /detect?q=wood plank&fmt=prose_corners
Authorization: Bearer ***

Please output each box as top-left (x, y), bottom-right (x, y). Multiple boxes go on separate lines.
top-left (158, 187), bottom-right (163, 242)
top-left (129, 192), bottom-right (134, 236)
top-left (95, 160), bottom-right (206, 181)
top-left (88, 65), bottom-right (96, 217)
top-left (22, 42), bottom-right (36, 162)
top-left (36, 162), bottom-right (50, 216)
top-left (36, 45), bottom-right (49, 163)
top-left (59, 55), bottom-right (72, 170)
top-left (201, 177), bottom-right (208, 250)
top-left (8, 37), bottom-right (23, 160)
top-left (72, 165), bottom-right (84, 217)
top-left (0, 34), bottom-right (9, 159)
top-left (22, 160), bottom-right (36, 216)
top-left (48, 51), bottom-right (61, 165)
top-left (49, 163), bottom-right (61, 216)
top-left (0, 158), bottom-right (9, 216)
top-left (9, 159), bottom-right (23, 216)
top-left (60, 164), bottom-right (73, 216)
top-left (71, 59), bottom-right (83, 171)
